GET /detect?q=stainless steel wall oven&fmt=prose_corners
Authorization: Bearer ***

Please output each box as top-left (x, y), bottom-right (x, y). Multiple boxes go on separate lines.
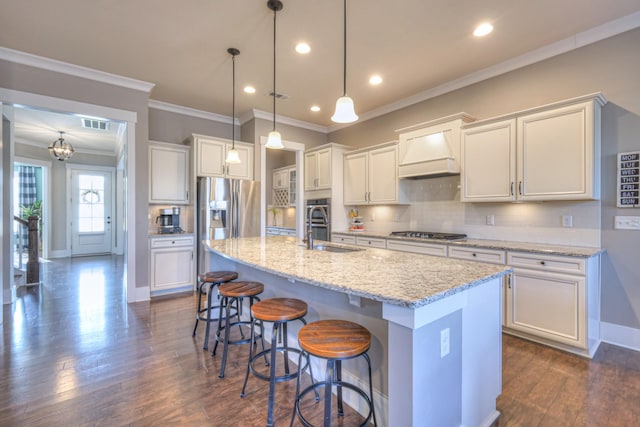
top-left (305, 198), bottom-right (330, 242)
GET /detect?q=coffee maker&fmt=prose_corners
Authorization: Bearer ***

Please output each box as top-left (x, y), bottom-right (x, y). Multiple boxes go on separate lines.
top-left (156, 207), bottom-right (182, 234)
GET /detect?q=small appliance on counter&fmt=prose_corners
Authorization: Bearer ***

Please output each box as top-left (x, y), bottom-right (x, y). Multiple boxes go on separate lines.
top-left (348, 209), bottom-right (365, 232)
top-left (155, 207), bottom-right (183, 234)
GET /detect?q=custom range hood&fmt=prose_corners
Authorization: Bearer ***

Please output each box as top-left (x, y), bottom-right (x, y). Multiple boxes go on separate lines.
top-left (396, 113), bottom-right (474, 179)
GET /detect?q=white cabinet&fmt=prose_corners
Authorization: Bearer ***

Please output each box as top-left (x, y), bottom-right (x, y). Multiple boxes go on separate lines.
top-left (272, 165), bottom-right (296, 207)
top-left (386, 239), bottom-right (447, 257)
top-left (344, 143), bottom-right (408, 205)
top-left (273, 167), bottom-right (289, 189)
top-left (355, 236), bottom-right (386, 249)
top-left (504, 251), bottom-right (600, 357)
top-left (461, 94), bottom-right (605, 202)
top-left (191, 134), bottom-right (253, 180)
top-left (448, 246), bottom-right (506, 264)
top-left (305, 148), bottom-right (331, 190)
top-left (288, 168), bottom-right (297, 206)
top-left (149, 142), bottom-right (190, 204)
top-left (331, 234), bottom-right (356, 245)
top-left (149, 235), bottom-right (195, 295)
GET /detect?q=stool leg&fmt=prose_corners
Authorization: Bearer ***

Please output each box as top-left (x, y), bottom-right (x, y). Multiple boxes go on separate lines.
top-left (266, 322), bottom-right (280, 427)
top-left (203, 283), bottom-right (215, 350)
top-left (212, 295), bottom-right (226, 356)
top-left (192, 281), bottom-right (204, 336)
top-left (282, 322), bottom-right (290, 375)
top-left (324, 359), bottom-right (335, 427)
top-left (241, 317), bottom-right (258, 397)
top-left (363, 352), bottom-right (377, 427)
top-left (336, 359), bottom-right (344, 417)
top-left (218, 296), bottom-right (233, 378)
top-left (290, 349), bottom-right (307, 427)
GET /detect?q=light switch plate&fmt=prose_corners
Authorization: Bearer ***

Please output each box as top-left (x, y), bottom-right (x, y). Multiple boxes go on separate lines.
top-left (562, 215), bottom-right (573, 228)
top-left (614, 216), bottom-right (640, 230)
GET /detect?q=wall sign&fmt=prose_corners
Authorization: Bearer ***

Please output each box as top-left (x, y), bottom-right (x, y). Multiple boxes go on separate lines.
top-left (617, 151), bottom-right (640, 207)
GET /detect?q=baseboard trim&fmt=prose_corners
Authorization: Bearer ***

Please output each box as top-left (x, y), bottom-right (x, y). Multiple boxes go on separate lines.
top-left (49, 249), bottom-right (70, 258)
top-left (600, 322), bottom-right (640, 352)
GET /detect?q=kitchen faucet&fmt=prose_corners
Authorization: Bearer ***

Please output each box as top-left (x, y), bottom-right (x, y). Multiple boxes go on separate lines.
top-left (305, 205), bottom-right (328, 249)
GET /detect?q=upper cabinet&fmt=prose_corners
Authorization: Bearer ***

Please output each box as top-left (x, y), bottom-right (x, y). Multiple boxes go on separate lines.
top-left (305, 147), bottom-right (331, 191)
top-left (190, 134), bottom-right (254, 180)
top-left (461, 94), bottom-right (606, 202)
top-left (272, 165), bottom-right (296, 207)
top-left (344, 142), bottom-right (408, 205)
top-left (149, 141), bottom-right (190, 204)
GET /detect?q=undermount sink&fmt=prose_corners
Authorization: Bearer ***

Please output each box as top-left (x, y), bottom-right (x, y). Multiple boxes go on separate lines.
top-left (312, 244), bottom-right (364, 253)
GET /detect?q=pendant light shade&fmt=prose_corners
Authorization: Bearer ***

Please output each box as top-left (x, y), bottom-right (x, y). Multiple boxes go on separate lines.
top-left (332, 0), bottom-right (358, 124)
top-left (48, 131), bottom-right (75, 161)
top-left (225, 47), bottom-right (242, 164)
top-left (265, 0), bottom-right (284, 149)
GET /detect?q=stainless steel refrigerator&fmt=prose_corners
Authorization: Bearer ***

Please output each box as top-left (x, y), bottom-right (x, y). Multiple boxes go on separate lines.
top-left (197, 177), bottom-right (260, 275)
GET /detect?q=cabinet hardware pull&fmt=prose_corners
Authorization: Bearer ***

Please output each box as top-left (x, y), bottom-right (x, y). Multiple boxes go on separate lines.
top-left (540, 261), bottom-right (546, 265)
top-left (518, 181), bottom-right (523, 195)
top-left (510, 182), bottom-right (514, 196)
top-left (472, 253), bottom-right (477, 257)
top-left (507, 275), bottom-right (512, 289)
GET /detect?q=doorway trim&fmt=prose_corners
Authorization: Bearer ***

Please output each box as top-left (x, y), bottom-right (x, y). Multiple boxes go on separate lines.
top-left (0, 88), bottom-right (138, 303)
top-left (259, 136), bottom-right (305, 238)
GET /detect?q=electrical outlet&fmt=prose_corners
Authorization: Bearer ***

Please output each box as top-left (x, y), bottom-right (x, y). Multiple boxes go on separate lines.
top-left (486, 215), bottom-right (495, 225)
top-left (614, 216), bottom-right (640, 230)
top-left (394, 214), bottom-right (400, 222)
top-left (562, 215), bottom-right (573, 228)
top-left (440, 328), bottom-right (450, 358)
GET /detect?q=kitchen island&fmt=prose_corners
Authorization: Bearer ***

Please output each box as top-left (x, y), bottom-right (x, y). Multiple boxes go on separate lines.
top-left (205, 236), bottom-right (511, 427)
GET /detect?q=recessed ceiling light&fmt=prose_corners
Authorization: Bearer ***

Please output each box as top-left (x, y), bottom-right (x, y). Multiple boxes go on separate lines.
top-left (473, 23), bottom-right (494, 37)
top-left (369, 75), bottom-right (383, 85)
top-left (295, 42), bottom-right (311, 54)
top-left (310, 105), bottom-right (320, 112)
top-left (244, 86), bottom-right (256, 94)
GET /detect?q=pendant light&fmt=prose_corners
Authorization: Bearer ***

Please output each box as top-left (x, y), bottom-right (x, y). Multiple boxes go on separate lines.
top-left (225, 47), bottom-right (241, 164)
top-left (331, 0), bottom-right (358, 123)
top-left (265, 0), bottom-right (284, 149)
top-left (48, 131), bottom-right (75, 161)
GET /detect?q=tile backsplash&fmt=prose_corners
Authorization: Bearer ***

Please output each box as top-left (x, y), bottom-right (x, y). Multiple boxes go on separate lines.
top-left (339, 176), bottom-right (601, 247)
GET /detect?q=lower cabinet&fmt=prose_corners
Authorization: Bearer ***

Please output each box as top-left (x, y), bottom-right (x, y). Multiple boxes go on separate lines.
top-left (332, 234), bottom-right (356, 245)
top-left (386, 239), bottom-right (447, 257)
top-left (149, 235), bottom-right (195, 296)
top-left (504, 252), bottom-right (600, 357)
top-left (355, 236), bottom-right (387, 249)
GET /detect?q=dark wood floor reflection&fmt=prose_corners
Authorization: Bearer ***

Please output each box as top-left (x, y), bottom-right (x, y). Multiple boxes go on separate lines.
top-left (2, 255), bottom-right (640, 426)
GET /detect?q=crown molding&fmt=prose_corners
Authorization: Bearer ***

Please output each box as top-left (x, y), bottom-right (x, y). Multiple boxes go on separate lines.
top-left (0, 47), bottom-right (155, 93)
top-left (148, 99), bottom-right (237, 125)
top-left (328, 10), bottom-right (640, 133)
top-left (244, 109), bottom-right (329, 134)
top-left (14, 137), bottom-right (117, 157)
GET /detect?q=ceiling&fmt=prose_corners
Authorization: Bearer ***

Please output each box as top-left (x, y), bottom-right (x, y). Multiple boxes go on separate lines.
top-left (3, 0), bottom-right (640, 153)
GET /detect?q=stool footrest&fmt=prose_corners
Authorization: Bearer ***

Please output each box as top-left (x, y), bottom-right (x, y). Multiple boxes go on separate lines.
top-left (248, 347), bottom-right (307, 383)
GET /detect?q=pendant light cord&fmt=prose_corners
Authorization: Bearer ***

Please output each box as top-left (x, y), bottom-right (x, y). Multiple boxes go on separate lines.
top-left (231, 53), bottom-right (236, 149)
top-left (342, 0), bottom-right (347, 97)
top-left (272, 5), bottom-right (277, 131)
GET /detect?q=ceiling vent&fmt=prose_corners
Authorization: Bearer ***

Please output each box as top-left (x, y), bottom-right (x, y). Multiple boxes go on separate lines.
top-left (267, 91), bottom-right (289, 100)
top-left (81, 118), bottom-right (109, 131)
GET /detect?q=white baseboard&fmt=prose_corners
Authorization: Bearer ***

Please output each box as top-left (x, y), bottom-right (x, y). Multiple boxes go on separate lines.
top-left (600, 322), bottom-right (640, 351)
top-left (131, 286), bottom-right (150, 302)
top-left (49, 249), bottom-right (70, 258)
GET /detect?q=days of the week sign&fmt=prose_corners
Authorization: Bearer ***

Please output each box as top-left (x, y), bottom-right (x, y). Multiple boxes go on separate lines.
top-left (617, 151), bottom-right (640, 207)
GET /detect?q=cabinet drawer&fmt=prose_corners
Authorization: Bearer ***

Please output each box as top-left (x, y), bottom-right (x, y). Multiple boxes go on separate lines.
top-left (150, 236), bottom-right (194, 248)
top-left (507, 252), bottom-right (586, 275)
top-left (355, 236), bottom-right (386, 248)
top-left (386, 240), bottom-right (447, 257)
top-left (332, 234), bottom-right (356, 244)
top-left (448, 246), bottom-right (506, 264)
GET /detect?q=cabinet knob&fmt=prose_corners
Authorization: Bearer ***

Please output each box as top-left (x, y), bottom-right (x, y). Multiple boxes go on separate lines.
top-left (472, 253), bottom-right (477, 257)
top-left (540, 261), bottom-right (546, 265)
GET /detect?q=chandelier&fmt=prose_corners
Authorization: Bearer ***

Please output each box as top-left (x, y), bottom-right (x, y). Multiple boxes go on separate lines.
top-left (48, 131), bottom-right (75, 161)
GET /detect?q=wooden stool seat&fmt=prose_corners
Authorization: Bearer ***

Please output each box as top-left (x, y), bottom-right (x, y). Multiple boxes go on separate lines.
top-left (199, 270), bottom-right (238, 284)
top-left (251, 297), bottom-right (307, 322)
top-left (298, 320), bottom-right (371, 359)
top-left (218, 281), bottom-right (264, 298)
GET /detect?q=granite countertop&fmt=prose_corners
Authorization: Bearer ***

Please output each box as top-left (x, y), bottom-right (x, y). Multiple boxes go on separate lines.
top-left (332, 231), bottom-right (603, 257)
top-left (148, 232), bottom-right (194, 238)
top-left (205, 236), bottom-right (511, 309)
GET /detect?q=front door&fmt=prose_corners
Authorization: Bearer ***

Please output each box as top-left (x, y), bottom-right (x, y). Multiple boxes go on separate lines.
top-left (71, 170), bottom-right (112, 256)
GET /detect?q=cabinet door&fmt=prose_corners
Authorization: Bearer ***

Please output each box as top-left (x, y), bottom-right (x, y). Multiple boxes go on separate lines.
top-left (517, 101), bottom-right (596, 200)
top-left (304, 152), bottom-right (318, 190)
top-left (289, 168), bottom-right (297, 205)
top-left (344, 152), bottom-right (368, 205)
top-left (225, 143), bottom-right (253, 180)
top-left (197, 138), bottom-right (225, 177)
top-left (368, 145), bottom-right (398, 203)
top-left (506, 269), bottom-right (586, 348)
top-left (150, 247), bottom-right (194, 291)
top-left (316, 148), bottom-right (332, 189)
top-left (149, 144), bottom-right (189, 203)
top-left (461, 120), bottom-right (516, 202)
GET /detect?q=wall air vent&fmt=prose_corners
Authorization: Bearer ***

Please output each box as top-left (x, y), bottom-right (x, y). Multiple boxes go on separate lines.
top-left (267, 91), bottom-right (289, 100)
top-left (81, 118), bottom-right (109, 131)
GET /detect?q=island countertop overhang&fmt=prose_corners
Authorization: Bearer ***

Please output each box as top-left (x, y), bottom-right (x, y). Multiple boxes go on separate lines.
top-left (204, 236), bottom-right (512, 309)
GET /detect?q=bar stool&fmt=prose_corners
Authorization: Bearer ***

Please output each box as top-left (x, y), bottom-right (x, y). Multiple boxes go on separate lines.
top-left (212, 280), bottom-right (264, 378)
top-left (241, 298), bottom-right (311, 427)
top-left (192, 270), bottom-right (238, 350)
top-left (291, 319), bottom-right (377, 427)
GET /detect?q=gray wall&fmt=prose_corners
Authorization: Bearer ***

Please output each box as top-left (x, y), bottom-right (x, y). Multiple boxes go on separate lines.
top-left (0, 58), bottom-right (151, 288)
top-left (148, 107), bottom-right (234, 144)
top-left (329, 28), bottom-right (640, 331)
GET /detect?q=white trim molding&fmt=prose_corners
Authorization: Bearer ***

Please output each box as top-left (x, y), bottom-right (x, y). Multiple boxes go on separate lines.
top-left (601, 321), bottom-right (640, 352)
top-left (148, 99), bottom-right (235, 124)
top-left (247, 109), bottom-right (328, 134)
top-left (0, 48), bottom-right (155, 93)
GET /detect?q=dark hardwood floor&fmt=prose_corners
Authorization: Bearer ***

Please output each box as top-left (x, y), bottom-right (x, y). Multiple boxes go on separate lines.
top-left (1, 255), bottom-right (639, 426)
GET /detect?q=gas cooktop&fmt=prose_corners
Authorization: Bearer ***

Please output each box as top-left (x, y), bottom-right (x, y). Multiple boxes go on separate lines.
top-left (389, 231), bottom-right (467, 241)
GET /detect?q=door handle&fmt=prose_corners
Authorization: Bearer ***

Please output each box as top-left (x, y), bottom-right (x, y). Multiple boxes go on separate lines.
top-left (518, 181), bottom-right (523, 195)
top-left (510, 182), bottom-right (514, 196)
